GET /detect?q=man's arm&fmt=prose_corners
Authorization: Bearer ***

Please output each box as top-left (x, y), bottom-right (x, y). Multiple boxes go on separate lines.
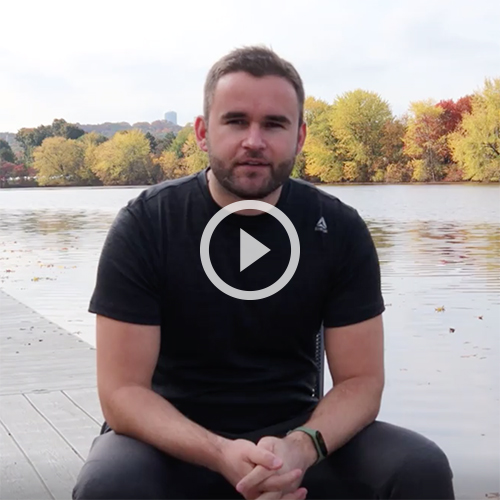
top-left (285, 314), bottom-right (385, 465)
top-left (96, 314), bottom-right (229, 472)
top-left (235, 314), bottom-right (385, 498)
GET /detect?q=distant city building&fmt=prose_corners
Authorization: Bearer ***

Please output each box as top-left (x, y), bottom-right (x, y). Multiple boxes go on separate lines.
top-left (164, 111), bottom-right (177, 125)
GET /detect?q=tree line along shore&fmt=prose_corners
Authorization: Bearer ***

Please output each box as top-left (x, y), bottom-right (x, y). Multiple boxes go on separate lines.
top-left (0, 78), bottom-right (498, 188)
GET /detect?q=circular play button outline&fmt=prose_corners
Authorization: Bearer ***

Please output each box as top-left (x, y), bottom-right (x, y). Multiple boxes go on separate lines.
top-left (200, 200), bottom-right (300, 300)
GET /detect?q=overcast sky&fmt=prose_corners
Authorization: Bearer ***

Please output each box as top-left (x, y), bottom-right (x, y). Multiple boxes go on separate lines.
top-left (1, 0), bottom-right (499, 133)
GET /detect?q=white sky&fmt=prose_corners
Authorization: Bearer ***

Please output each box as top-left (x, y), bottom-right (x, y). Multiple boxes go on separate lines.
top-left (1, 0), bottom-right (499, 132)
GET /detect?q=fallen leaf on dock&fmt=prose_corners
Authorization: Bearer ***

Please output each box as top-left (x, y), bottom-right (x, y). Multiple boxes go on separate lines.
top-left (435, 306), bottom-right (445, 312)
top-left (449, 328), bottom-right (455, 333)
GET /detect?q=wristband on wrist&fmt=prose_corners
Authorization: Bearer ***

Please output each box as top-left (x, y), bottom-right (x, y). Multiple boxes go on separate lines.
top-left (286, 426), bottom-right (328, 465)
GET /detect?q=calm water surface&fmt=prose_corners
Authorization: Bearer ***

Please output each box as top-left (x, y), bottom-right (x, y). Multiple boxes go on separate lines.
top-left (0, 184), bottom-right (499, 499)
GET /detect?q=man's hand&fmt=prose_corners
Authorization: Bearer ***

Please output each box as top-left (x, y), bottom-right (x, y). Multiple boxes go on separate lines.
top-left (235, 433), bottom-right (317, 500)
top-left (216, 438), bottom-right (303, 497)
top-left (255, 488), bottom-right (308, 500)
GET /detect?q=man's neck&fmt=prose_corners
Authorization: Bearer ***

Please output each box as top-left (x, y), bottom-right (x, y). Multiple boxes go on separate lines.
top-left (206, 168), bottom-right (282, 216)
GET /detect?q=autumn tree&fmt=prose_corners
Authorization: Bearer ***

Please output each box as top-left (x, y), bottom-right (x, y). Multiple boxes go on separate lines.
top-left (92, 129), bottom-right (155, 185)
top-left (403, 101), bottom-right (448, 182)
top-left (329, 90), bottom-right (393, 182)
top-left (157, 127), bottom-right (207, 178)
top-left (78, 132), bottom-right (107, 182)
top-left (450, 78), bottom-right (500, 182)
top-left (379, 118), bottom-right (412, 183)
top-left (157, 150), bottom-right (182, 179)
top-left (182, 132), bottom-right (208, 174)
top-left (16, 119), bottom-right (85, 165)
top-left (32, 137), bottom-right (93, 186)
top-left (302, 97), bottom-right (343, 183)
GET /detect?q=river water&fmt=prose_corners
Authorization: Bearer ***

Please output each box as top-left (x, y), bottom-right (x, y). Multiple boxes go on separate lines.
top-left (0, 183), bottom-right (498, 499)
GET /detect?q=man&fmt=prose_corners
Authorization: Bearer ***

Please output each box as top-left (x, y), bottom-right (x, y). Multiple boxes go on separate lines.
top-left (73, 46), bottom-right (455, 500)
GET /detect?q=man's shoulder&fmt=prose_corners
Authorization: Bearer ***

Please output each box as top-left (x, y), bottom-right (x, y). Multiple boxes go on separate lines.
top-left (289, 178), bottom-right (361, 222)
top-left (138, 172), bottom-right (201, 202)
top-left (124, 171), bottom-right (203, 215)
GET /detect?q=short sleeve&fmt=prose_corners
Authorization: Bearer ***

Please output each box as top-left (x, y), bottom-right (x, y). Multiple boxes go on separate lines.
top-left (89, 203), bottom-right (161, 325)
top-left (323, 209), bottom-right (385, 328)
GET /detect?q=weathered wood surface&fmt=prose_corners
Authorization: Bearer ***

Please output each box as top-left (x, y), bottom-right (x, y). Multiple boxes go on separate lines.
top-left (0, 289), bottom-right (102, 500)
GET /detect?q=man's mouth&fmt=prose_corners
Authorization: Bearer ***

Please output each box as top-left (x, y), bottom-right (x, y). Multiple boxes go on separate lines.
top-left (236, 161), bottom-right (271, 167)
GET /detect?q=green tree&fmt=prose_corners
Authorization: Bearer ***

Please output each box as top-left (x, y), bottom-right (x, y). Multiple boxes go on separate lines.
top-left (449, 78), bottom-right (500, 182)
top-left (155, 131), bottom-right (176, 154)
top-left (169, 125), bottom-right (193, 158)
top-left (0, 139), bottom-right (16, 163)
top-left (32, 137), bottom-right (91, 186)
top-left (144, 132), bottom-right (158, 153)
top-left (329, 89), bottom-right (393, 182)
top-left (16, 125), bottom-right (53, 165)
top-left (92, 129), bottom-right (154, 185)
top-left (52, 118), bottom-right (85, 140)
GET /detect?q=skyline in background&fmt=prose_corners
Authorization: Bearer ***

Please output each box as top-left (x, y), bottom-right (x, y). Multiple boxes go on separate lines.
top-left (1, 0), bottom-right (499, 133)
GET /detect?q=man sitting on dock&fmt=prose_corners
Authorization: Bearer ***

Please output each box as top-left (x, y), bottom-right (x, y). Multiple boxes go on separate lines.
top-left (73, 45), bottom-right (455, 500)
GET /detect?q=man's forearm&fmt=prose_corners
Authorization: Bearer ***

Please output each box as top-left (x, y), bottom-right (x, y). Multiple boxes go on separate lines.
top-left (290, 375), bottom-right (383, 464)
top-left (103, 385), bottom-right (229, 473)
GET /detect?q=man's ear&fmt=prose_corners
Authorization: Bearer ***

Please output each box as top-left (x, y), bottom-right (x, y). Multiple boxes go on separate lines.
top-left (296, 122), bottom-right (307, 155)
top-left (194, 115), bottom-right (208, 152)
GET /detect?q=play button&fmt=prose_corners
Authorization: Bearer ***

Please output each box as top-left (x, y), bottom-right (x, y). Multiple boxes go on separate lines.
top-left (240, 229), bottom-right (270, 272)
top-left (200, 200), bottom-right (300, 301)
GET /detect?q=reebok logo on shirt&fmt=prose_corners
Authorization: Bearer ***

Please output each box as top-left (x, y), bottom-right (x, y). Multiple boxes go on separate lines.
top-left (315, 216), bottom-right (328, 233)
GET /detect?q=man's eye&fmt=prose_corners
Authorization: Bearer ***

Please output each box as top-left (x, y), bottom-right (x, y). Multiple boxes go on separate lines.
top-left (266, 122), bottom-right (283, 128)
top-left (228, 120), bottom-right (246, 125)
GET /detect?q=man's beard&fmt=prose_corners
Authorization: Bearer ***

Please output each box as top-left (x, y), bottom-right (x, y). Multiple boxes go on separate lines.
top-left (208, 152), bottom-right (296, 200)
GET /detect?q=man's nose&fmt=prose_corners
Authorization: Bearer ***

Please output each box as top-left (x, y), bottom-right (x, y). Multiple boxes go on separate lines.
top-left (242, 124), bottom-right (266, 150)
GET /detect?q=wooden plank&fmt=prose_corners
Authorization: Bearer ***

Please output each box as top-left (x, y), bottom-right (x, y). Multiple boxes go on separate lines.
top-left (0, 289), bottom-right (97, 395)
top-left (0, 421), bottom-right (52, 500)
top-left (26, 391), bottom-right (101, 460)
top-left (64, 387), bottom-right (104, 424)
top-left (0, 394), bottom-right (84, 500)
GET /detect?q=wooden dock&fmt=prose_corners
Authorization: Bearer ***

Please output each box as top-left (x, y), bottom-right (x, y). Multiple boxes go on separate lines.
top-left (0, 289), bottom-right (102, 500)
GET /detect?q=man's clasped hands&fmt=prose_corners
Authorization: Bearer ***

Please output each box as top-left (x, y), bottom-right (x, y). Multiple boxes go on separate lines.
top-left (217, 432), bottom-right (317, 500)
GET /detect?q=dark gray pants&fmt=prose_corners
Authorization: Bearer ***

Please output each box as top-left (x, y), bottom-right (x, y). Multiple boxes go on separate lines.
top-left (73, 416), bottom-right (455, 500)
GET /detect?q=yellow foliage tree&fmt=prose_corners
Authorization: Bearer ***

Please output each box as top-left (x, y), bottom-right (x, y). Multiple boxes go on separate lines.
top-left (302, 96), bottom-right (342, 182)
top-left (182, 132), bottom-right (208, 175)
top-left (33, 136), bottom-right (92, 186)
top-left (329, 89), bottom-right (393, 182)
top-left (92, 130), bottom-right (153, 185)
top-left (449, 78), bottom-right (500, 181)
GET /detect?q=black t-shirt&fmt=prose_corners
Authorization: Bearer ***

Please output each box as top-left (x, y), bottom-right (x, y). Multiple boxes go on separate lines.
top-left (89, 167), bottom-right (385, 434)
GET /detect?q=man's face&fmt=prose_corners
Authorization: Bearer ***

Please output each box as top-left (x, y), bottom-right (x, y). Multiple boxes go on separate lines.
top-left (196, 72), bottom-right (306, 199)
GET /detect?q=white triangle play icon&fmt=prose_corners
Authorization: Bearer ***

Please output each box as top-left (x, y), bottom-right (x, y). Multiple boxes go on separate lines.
top-left (240, 229), bottom-right (270, 272)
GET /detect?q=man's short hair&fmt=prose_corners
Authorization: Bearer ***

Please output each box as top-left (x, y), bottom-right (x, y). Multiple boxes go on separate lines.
top-left (203, 45), bottom-right (305, 126)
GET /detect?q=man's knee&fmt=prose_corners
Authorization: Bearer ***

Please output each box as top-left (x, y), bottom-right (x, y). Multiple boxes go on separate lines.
top-left (71, 432), bottom-right (169, 500)
top-left (393, 440), bottom-right (455, 499)
top-left (72, 467), bottom-right (153, 500)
